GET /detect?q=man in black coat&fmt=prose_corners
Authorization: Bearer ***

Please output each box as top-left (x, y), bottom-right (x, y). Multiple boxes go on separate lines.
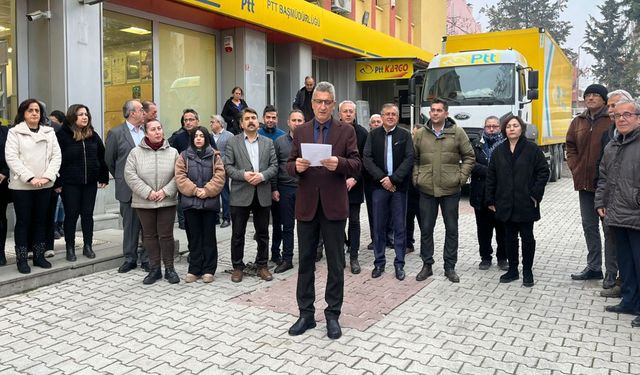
top-left (339, 100), bottom-right (368, 275)
top-left (292, 76), bottom-right (315, 122)
top-left (470, 116), bottom-right (507, 271)
top-left (363, 104), bottom-right (414, 280)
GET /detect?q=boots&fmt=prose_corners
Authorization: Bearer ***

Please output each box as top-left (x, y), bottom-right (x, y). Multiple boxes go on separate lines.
top-left (164, 267), bottom-right (180, 284)
top-left (15, 246), bottom-right (31, 274)
top-left (143, 267), bottom-right (162, 285)
top-left (33, 243), bottom-right (52, 269)
top-left (83, 243), bottom-right (96, 259)
top-left (66, 243), bottom-right (77, 262)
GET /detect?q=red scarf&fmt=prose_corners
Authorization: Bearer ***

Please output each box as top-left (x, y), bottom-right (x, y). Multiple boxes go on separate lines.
top-left (144, 137), bottom-right (163, 151)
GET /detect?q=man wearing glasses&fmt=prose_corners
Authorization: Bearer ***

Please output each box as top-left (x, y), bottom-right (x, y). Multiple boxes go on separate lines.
top-left (567, 84), bottom-right (612, 283)
top-left (105, 99), bottom-right (150, 273)
top-left (595, 99), bottom-right (640, 328)
top-left (286, 81), bottom-right (361, 340)
top-left (470, 116), bottom-right (507, 272)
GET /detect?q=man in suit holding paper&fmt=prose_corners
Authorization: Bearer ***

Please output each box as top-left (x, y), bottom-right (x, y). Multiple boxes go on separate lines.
top-left (286, 81), bottom-right (361, 340)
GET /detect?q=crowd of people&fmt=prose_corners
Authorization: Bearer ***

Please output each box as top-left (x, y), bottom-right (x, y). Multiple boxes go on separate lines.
top-left (0, 78), bottom-right (639, 336)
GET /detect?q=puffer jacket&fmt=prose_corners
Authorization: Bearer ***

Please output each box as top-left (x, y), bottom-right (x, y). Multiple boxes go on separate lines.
top-left (5, 122), bottom-right (61, 190)
top-left (124, 139), bottom-right (178, 209)
top-left (175, 146), bottom-right (225, 211)
top-left (566, 106), bottom-right (610, 191)
top-left (412, 117), bottom-right (475, 197)
top-left (595, 128), bottom-right (640, 231)
top-left (56, 123), bottom-right (109, 186)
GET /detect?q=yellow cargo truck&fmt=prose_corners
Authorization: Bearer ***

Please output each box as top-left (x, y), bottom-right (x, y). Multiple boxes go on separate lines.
top-left (414, 28), bottom-right (573, 181)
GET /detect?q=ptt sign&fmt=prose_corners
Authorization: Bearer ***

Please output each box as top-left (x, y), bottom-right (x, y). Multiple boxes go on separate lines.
top-left (439, 53), bottom-right (502, 67)
top-left (241, 0), bottom-right (255, 13)
top-left (355, 59), bottom-right (414, 81)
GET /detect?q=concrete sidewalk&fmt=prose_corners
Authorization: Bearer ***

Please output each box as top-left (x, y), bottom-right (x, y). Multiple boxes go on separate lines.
top-left (0, 177), bottom-right (638, 374)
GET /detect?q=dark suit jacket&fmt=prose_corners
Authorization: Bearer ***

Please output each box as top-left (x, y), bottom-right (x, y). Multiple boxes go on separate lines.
top-left (286, 117), bottom-right (361, 221)
top-left (224, 133), bottom-right (278, 207)
top-left (347, 123), bottom-right (367, 204)
top-left (105, 122), bottom-right (139, 202)
top-left (363, 126), bottom-right (414, 192)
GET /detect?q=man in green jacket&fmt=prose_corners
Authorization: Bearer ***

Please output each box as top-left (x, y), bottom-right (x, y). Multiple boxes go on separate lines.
top-left (413, 98), bottom-right (475, 283)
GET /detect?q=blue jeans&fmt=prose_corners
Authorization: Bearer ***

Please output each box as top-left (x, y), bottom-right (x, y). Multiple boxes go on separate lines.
top-left (419, 192), bottom-right (460, 271)
top-left (372, 188), bottom-right (406, 268)
top-left (278, 185), bottom-right (296, 263)
top-left (613, 227), bottom-right (640, 312)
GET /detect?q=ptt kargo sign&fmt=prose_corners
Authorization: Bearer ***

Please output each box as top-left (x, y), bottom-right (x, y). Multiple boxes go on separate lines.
top-left (356, 59), bottom-right (414, 81)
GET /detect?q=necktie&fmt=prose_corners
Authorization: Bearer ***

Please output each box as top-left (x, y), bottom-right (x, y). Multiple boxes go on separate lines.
top-left (384, 133), bottom-right (388, 174)
top-left (317, 124), bottom-right (324, 144)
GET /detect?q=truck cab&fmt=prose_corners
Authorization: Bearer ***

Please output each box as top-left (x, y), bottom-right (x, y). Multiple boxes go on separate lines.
top-left (421, 50), bottom-right (539, 141)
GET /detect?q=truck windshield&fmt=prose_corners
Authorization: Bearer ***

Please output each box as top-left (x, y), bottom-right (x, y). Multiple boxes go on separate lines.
top-left (423, 64), bottom-right (515, 106)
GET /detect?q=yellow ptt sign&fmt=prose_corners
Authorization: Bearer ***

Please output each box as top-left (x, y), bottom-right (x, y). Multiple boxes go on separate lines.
top-left (439, 53), bottom-right (502, 67)
top-left (355, 60), bottom-right (414, 81)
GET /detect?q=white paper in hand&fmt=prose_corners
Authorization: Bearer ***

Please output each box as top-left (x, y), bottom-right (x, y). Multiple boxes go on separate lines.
top-left (301, 143), bottom-right (332, 167)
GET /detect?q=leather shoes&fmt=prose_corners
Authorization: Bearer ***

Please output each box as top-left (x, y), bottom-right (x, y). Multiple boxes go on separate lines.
top-left (271, 255), bottom-right (282, 266)
top-left (256, 266), bottom-right (273, 281)
top-left (478, 259), bottom-right (491, 270)
top-left (274, 261), bottom-right (293, 274)
top-left (395, 266), bottom-right (405, 281)
top-left (371, 266), bottom-right (384, 278)
top-left (603, 272), bottom-right (617, 289)
top-left (416, 264), bottom-right (433, 281)
top-left (164, 267), bottom-right (180, 284)
top-left (600, 285), bottom-right (621, 298)
top-left (366, 242), bottom-right (374, 250)
top-left (118, 261), bottom-right (137, 273)
top-left (231, 268), bottom-right (243, 282)
top-left (500, 270), bottom-right (519, 283)
top-left (66, 244), bottom-right (77, 262)
top-left (350, 259), bottom-right (361, 274)
top-left (632, 316), bottom-right (640, 328)
top-left (605, 303), bottom-right (637, 315)
top-left (220, 220), bottom-right (231, 228)
top-left (140, 262), bottom-right (151, 272)
top-left (288, 317), bottom-right (316, 336)
top-left (445, 269), bottom-right (460, 283)
top-left (326, 319), bottom-right (342, 339)
top-left (571, 267), bottom-right (603, 280)
top-left (406, 244), bottom-right (414, 253)
top-left (143, 267), bottom-right (162, 285)
top-left (83, 244), bottom-right (96, 259)
top-left (497, 259), bottom-right (509, 271)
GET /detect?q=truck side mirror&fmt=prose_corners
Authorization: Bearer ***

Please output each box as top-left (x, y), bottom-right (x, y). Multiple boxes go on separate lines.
top-left (528, 89), bottom-right (539, 100)
top-left (528, 70), bottom-right (539, 90)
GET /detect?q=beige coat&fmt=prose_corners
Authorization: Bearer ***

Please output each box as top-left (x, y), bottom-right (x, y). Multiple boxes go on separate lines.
top-left (5, 122), bottom-right (61, 190)
top-left (124, 139), bottom-right (178, 209)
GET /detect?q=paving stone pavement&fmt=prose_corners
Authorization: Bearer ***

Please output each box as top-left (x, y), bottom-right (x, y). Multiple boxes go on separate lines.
top-left (0, 176), bottom-right (638, 374)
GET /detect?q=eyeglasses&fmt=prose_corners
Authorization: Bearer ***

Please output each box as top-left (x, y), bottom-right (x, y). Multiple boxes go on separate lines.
top-left (484, 125), bottom-right (500, 129)
top-left (382, 112), bottom-right (398, 117)
top-left (610, 112), bottom-right (640, 121)
top-left (312, 99), bottom-right (334, 106)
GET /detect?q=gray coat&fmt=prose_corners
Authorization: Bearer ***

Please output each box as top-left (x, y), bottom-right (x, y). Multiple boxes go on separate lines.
top-left (595, 128), bottom-right (640, 231)
top-left (224, 133), bottom-right (278, 207)
top-left (105, 122), bottom-right (139, 202)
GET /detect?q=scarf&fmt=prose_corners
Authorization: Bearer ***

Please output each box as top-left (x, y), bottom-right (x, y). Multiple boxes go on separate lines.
top-left (482, 132), bottom-right (504, 161)
top-left (144, 137), bottom-right (163, 151)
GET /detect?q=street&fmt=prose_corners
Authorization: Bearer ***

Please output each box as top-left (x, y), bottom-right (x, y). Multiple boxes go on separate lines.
top-left (0, 175), bottom-right (638, 374)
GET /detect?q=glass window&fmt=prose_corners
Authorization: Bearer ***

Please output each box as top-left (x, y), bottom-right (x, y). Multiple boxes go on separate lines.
top-left (0, 0), bottom-right (16, 126)
top-left (158, 23), bottom-right (216, 135)
top-left (102, 11), bottom-right (153, 136)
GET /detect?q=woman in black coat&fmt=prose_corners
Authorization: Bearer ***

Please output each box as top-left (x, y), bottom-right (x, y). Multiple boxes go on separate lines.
top-left (220, 86), bottom-right (248, 135)
top-left (56, 104), bottom-right (109, 261)
top-left (486, 115), bottom-right (549, 287)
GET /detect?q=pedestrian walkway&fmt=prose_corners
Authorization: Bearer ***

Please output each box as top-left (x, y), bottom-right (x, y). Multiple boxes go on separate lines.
top-left (0, 176), bottom-right (638, 374)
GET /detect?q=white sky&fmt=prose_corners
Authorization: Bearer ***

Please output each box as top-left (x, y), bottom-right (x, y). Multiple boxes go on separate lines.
top-left (466, 0), bottom-right (605, 87)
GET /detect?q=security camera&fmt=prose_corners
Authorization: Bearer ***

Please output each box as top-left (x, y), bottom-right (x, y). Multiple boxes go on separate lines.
top-left (26, 10), bottom-right (51, 21)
